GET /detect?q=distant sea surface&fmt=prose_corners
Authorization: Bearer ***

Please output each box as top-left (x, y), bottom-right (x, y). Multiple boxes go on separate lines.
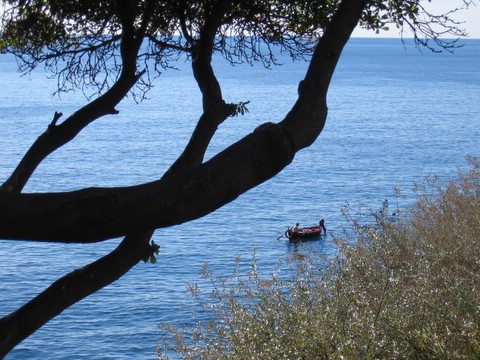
top-left (1, 38), bottom-right (479, 359)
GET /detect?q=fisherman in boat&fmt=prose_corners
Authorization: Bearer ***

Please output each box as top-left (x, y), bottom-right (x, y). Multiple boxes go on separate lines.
top-left (292, 223), bottom-right (299, 232)
top-left (319, 219), bottom-right (326, 235)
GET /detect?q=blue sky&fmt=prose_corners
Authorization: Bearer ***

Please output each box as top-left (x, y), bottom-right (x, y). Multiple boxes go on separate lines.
top-left (353, 1), bottom-right (480, 39)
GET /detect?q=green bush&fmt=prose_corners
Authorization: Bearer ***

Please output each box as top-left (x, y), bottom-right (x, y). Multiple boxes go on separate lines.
top-left (159, 157), bottom-right (480, 359)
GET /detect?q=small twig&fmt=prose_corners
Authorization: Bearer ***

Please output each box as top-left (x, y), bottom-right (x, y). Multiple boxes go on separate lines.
top-left (48, 111), bottom-right (63, 132)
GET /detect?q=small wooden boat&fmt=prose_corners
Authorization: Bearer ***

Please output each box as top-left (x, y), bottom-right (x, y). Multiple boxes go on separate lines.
top-left (283, 219), bottom-right (326, 242)
top-left (285, 226), bottom-right (322, 240)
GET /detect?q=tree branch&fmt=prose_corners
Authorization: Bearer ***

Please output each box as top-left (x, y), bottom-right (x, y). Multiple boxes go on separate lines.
top-left (164, 0), bottom-right (237, 176)
top-left (0, 15), bottom-right (144, 193)
top-left (0, 123), bottom-right (295, 243)
top-left (0, 231), bottom-right (154, 358)
top-left (281, 0), bottom-right (369, 150)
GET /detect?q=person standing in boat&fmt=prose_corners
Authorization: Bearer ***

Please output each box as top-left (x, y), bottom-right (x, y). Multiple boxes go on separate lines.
top-left (319, 219), bottom-right (326, 235)
top-left (292, 223), bottom-right (299, 232)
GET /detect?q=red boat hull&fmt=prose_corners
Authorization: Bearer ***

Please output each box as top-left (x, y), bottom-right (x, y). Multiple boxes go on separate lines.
top-left (285, 226), bottom-right (323, 241)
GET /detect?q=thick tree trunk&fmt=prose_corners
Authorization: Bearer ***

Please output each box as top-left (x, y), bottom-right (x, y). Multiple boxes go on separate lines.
top-left (0, 124), bottom-right (295, 242)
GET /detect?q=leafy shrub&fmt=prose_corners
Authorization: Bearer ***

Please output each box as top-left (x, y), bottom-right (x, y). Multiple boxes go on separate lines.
top-left (159, 157), bottom-right (480, 359)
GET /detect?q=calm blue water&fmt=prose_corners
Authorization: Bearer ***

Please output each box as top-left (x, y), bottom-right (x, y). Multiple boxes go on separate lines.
top-left (1, 38), bottom-right (479, 359)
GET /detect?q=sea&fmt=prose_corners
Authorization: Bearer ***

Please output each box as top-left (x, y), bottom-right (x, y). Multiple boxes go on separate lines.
top-left (1, 37), bottom-right (479, 359)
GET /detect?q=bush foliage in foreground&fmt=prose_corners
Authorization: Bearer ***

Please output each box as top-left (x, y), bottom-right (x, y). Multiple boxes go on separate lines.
top-left (159, 157), bottom-right (480, 359)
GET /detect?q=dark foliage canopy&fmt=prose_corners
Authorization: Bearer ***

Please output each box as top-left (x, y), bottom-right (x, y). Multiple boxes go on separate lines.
top-left (1, 0), bottom-right (469, 96)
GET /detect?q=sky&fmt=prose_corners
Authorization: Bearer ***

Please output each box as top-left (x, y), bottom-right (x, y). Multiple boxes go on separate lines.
top-left (352, 1), bottom-right (480, 39)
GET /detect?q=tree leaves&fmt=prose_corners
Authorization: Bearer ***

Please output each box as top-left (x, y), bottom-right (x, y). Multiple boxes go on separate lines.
top-left (143, 240), bottom-right (160, 264)
top-left (1, 0), bottom-right (470, 97)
